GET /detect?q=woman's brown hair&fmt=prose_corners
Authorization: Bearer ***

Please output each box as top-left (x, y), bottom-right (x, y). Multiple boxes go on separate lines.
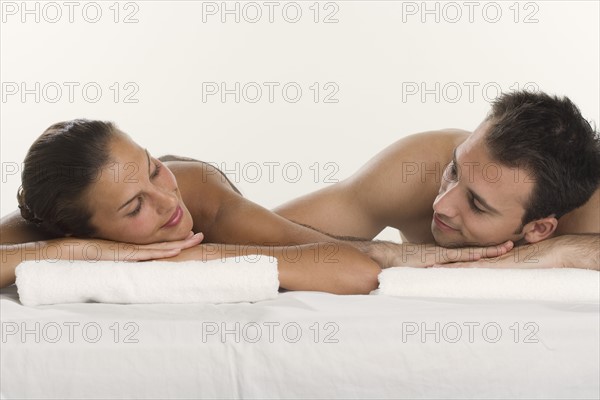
top-left (17, 119), bottom-right (117, 237)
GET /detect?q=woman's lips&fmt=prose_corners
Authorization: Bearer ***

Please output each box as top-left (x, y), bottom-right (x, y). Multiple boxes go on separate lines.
top-left (162, 206), bottom-right (183, 228)
top-left (433, 213), bottom-right (458, 232)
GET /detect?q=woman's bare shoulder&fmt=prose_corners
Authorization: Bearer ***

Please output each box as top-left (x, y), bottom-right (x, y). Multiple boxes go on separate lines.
top-left (160, 155), bottom-right (242, 195)
top-left (160, 156), bottom-right (244, 234)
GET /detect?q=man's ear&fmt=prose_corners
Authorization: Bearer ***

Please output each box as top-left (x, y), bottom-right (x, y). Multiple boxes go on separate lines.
top-left (521, 216), bottom-right (558, 243)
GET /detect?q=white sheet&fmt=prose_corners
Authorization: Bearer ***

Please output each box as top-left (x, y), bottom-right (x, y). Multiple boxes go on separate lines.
top-left (1, 284), bottom-right (599, 399)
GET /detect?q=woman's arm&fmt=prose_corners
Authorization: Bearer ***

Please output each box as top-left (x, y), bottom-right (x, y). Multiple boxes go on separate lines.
top-left (166, 160), bottom-right (383, 293)
top-left (167, 242), bottom-right (381, 294)
top-left (0, 211), bottom-right (204, 289)
top-left (1, 211), bottom-right (58, 288)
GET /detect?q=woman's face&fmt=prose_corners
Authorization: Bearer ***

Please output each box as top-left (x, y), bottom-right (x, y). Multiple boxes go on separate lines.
top-left (85, 131), bottom-right (194, 244)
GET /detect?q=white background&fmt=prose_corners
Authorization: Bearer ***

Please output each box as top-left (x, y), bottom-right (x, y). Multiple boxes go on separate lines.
top-left (1, 0), bottom-right (598, 241)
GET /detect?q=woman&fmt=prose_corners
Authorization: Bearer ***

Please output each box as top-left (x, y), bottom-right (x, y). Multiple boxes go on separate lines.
top-left (0, 119), bottom-right (381, 293)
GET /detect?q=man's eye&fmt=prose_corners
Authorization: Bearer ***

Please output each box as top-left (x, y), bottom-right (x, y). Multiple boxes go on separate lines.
top-left (469, 198), bottom-right (484, 214)
top-left (445, 162), bottom-right (458, 181)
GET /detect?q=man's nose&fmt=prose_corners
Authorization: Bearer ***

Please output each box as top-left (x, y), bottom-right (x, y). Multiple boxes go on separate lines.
top-left (433, 183), bottom-right (459, 218)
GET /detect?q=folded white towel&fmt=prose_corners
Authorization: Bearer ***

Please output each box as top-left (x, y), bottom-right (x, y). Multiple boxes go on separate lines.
top-left (15, 256), bottom-right (279, 306)
top-left (378, 267), bottom-right (600, 302)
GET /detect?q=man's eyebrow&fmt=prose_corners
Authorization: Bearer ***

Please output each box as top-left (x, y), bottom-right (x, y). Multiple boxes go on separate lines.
top-left (117, 149), bottom-right (150, 212)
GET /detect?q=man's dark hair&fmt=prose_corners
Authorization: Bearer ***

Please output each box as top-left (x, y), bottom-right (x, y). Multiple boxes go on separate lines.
top-left (485, 90), bottom-right (600, 225)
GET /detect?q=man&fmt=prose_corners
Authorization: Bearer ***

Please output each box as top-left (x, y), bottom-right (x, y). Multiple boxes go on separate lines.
top-left (274, 90), bottom-right (600, 270)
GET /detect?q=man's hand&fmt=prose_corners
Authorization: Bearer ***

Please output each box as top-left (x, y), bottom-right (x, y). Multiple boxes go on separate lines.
top-left (433, 241), bottom-right (556, 269)
top-left (432, 234), bottom-right (600, 271)
top-left (358, 240), bottom-right (514, 268)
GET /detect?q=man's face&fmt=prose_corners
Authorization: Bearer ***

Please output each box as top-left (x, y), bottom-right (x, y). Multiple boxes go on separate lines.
top-left (431, 119), bottom-right (535, 247)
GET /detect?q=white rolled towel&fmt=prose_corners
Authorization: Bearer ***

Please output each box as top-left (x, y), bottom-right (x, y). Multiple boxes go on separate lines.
top-left (15, 256), bottom-right (279, 306)
top-left (378, 267), bottom-right (600, 303)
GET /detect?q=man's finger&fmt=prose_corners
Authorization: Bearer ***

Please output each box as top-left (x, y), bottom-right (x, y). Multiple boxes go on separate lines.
top-left (480, 241), bottom-right (513, 259)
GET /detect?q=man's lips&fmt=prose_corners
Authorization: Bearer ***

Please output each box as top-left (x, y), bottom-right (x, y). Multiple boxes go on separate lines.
top-left (162, 206), bottom-right (183, 228)
top-left (433, 213), bottom-right (458, 231)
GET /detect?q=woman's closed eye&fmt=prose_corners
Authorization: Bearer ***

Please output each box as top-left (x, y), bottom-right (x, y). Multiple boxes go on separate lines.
top-left (128, 197), bottom-right (143, 216)
top-left (127, 163), bottom-right (161, 217)
top-left (151, 162), bottom-right (161, 178)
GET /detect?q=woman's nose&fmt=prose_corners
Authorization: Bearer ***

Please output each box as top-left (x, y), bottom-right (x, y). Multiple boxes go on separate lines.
top-left (153, 186), bottom-right (178, 214)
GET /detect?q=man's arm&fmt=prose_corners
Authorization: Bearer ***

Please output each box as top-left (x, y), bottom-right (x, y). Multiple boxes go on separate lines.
top-left (289, 221), bottom-right (513, 268)
top-left (190, 176), bottom-right (510, 288)
top-left (435, 234), bottom-right (599, 271)
top-left (274, 129), bottom-right (470, 240)
top-left (560, 234), bottom-right (600, 270)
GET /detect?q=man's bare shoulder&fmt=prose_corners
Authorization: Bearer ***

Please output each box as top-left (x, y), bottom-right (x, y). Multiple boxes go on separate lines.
top-left (341, 129), bottom-right (470, 233)
top-left (349, 128), bottom-right (470, 185)
top-left (378, 128), bottom-right (470, 161)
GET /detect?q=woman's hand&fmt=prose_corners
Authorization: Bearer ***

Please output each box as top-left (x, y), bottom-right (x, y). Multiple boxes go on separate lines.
top-left (50, 232), bottom-right (205, 262)
top-left (0, 232), bottom-right (205, 288)
top-left (162, 243), bottom-right (245, 262)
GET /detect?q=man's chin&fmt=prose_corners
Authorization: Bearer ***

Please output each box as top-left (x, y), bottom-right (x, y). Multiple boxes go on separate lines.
top-left (435, 239), bottom-right (466, 248)
top-left (433, 229), bottom-right (514, 248)
top-left (431, 227), bottom-right (466, 248)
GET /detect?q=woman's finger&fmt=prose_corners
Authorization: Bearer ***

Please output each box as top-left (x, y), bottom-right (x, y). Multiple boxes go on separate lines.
top-left (124, 247), bottom-right (182, 261)
top-left (138, 232), bottom-right (204, 251)
top-left (180, 232), bottom-right (204, 249)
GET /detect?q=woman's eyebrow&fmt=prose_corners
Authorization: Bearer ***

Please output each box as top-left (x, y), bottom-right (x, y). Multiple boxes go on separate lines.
top-left (117, 149), bottom-right (151, 212)
top-left (145, 148), bottom-right (151, 175)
